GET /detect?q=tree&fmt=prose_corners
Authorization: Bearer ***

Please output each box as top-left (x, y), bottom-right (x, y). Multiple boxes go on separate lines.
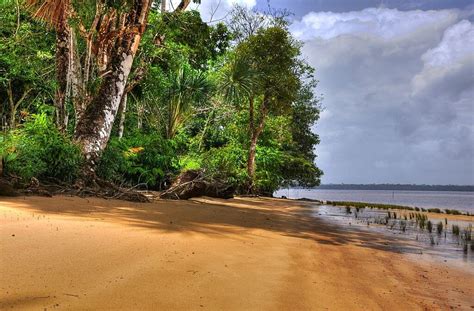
top-left (164, 66), bottom-right (211, 138)
top-left (234, 26), bottom-right (301, 192)
top-left (227, 4), bottom-right (291, 43)
top-left (0, 1), bottom-right (55, 130)
top-left (26, 0), bottom-right (201, 179)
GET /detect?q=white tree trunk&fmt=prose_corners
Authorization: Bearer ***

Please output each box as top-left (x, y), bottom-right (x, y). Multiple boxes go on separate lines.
top-left (74, 53), bottom-right (134, 173)
top-left (73, 0), bottom-right (152, 178)
top-left (118, 93), bottom-right (127, 139)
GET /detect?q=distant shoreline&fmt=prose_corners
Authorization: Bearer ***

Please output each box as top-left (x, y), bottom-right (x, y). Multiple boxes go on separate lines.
top-left (307, 184), bottom-right (474, 192)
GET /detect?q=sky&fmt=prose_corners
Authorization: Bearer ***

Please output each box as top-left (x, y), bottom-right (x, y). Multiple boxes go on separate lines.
top-left (187, 0), bottom-right (474, 185)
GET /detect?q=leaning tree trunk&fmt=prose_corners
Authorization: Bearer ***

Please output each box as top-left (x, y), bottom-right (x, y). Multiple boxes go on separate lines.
top-left (74, 0), bottom-right (152, 177)
top-left (118, 93), bottom-right (127, 139)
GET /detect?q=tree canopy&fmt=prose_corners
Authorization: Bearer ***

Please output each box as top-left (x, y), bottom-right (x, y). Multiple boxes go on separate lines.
top-left (0, 0), bottom-right (323, 196)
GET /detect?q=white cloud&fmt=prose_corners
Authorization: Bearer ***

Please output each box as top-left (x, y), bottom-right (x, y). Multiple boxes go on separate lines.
top-left (290, 8), bottom-right (460, 41)
top-left (412, 20), bottom-right (474, 95)
top-left (422, 20), bottom-right (474, 66)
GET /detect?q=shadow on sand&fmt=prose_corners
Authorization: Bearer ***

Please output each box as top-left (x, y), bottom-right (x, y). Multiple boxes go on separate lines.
top-left (2, 196), bottom-right (422, 255)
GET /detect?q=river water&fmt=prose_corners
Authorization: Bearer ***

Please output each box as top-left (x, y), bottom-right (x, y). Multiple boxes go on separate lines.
top-left (274, 189), bottom-right (474, 213)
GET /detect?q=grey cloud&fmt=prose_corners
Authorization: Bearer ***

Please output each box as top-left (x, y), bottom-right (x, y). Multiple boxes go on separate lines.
top-left (297, 11), bottom-right (474, 184)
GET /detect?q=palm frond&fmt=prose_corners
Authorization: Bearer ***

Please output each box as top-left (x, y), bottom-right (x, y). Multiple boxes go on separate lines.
top-left (219, 56), bottom-right (257, 104)
top-left (26, 0), bottom-right (67, 28)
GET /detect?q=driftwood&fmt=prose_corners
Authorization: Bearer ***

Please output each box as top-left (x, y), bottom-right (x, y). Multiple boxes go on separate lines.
top-left (160, 169), bottom-right (234, 200)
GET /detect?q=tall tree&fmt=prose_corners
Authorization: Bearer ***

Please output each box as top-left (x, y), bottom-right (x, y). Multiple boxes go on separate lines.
top-left (26, 0), bottom-right (201, 178)
top-left (0, 1), bottom-right (55, 130)
top-left (236, 27), bottom-right (301, 191)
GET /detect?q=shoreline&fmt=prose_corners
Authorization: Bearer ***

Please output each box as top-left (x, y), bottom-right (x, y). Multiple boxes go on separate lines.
top-left (1, 195), bottom-right (473, 310)
top-left (283, 196), bottom-right (473, 217)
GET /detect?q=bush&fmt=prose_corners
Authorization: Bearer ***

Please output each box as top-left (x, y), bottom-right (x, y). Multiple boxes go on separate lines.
top-left (3, 114), bottom-right (82, 182)
top-left (97, 134), bottom-right (179, 189)
top-left (254, 146), bottom-right (285, 195)
top-left (201, 143), bottom-right (248, 190)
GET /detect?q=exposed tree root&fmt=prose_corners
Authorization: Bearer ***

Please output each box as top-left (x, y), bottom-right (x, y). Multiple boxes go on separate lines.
top-left (0, 176), bottom-right (151, 202)
top-left (160, 169), bottom-right (234, 200)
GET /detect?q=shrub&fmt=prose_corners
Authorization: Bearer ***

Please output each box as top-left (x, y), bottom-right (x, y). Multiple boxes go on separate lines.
top-left (201, 143), bottom-right (289, 195)
top-left (201, 143), bottom-right (248, 191)
top-left (97, 134), bottom-right (179, 189)
top-left (4, 114), bottom-right (82, 182)
top-left (254, 146), bottom-right (285, 194)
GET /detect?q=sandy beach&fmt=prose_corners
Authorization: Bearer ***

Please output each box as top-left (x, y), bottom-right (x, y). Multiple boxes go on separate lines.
top-left (0, 196), bottom-right (473, 310)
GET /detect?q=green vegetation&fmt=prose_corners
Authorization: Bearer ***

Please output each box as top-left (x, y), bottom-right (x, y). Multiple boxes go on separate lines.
top-left (436, 222), bottom-right (443, 234)
top-left (445, 209), bottom-right (462, 215)
top-left (2, 114), bottom-right (82, 182)
top-left (426, 221), bottom-right (433, 233)
top-left (452, 225), bottom-right (460, 236)
top-left (0, 2), bottom-right (322, 196)
top-left (326, 201), bottom-right (471, 216)
top-left (327, 201), bottom-right (416, 211)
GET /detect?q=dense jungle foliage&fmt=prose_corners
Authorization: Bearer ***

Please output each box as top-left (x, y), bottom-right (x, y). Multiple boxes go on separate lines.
top-left (0, 1), bottom-right (322, 195)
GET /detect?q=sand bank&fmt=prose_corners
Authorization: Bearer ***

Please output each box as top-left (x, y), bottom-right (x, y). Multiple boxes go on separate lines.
top-left (0, 196), bottom-right (472, 310)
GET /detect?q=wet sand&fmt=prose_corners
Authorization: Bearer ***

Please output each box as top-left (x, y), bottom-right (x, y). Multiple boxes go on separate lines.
top-left (0, 196), bottom-right (473, 310)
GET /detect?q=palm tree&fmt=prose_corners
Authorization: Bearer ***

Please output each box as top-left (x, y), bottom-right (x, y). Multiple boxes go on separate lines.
top-left (166, 66), bottom-right (211, 139)
top-left (218, 56), bottom-right (256, 104)
top-left (26, 0), bottom-right (74, 132)
top-left (218, 56), bottom-right (263, 192)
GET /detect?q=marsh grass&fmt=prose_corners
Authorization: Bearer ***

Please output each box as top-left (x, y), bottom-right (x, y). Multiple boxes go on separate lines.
top-left (452, 225), bottom-right (460, 236)
top-left (436, 222), bottom-right (443, 235)
top-left (327, 201), bottom-right (470, 216)
top-left (427, 221), bottom-right (433, 233)
top-left (419, 218), bottom-right (426, 230)
top-left (462, 225), bottom-right (472, 242)
top-left (400, 220), bottom-right (407, 232)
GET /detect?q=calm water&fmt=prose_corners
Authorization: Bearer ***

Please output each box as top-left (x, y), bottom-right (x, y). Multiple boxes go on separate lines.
top-left (315, 204), bottom-right (474, 267)
top-left (274, 189), bottom-right (474, 213)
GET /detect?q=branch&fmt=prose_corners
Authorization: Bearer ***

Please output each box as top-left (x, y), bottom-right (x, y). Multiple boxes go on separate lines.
top-left (175, 0), bottom-right (192, 12)
top-left (14, 88), bottom-right (33, 110)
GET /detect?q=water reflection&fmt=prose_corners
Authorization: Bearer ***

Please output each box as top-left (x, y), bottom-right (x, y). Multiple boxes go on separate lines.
top-left (313, 205), bottom-right (473, 267)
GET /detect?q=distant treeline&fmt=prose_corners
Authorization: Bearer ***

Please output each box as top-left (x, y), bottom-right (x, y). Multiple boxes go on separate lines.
top-left (314, 184), bottom-right (474, 192)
